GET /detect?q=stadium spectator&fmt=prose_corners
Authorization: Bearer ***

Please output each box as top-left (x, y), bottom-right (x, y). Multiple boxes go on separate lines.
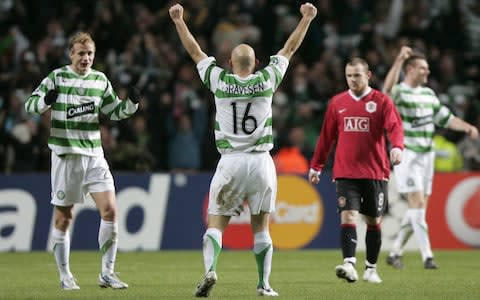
top-left (308, 57), bottom-right (404, 284)
top-left (169, 2), bottom-right (317, 297)
top-left (24, 31), bottom-right (139, 290)
top-left (0, 1), bottom-right (478, 173)
top-left (433, 131), bottom-right (464, 172)
top-left (273, 126), bottom-right (310, 174)
top-left (383, 46), bottom-right (478, 270)
top-left (167, 112), bottom-right (202, 172)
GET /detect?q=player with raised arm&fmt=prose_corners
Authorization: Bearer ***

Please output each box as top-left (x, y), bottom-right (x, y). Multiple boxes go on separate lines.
top-left (383, 46), bottom-right (478, 270)
top-left (25, 32), bottom-right (139, 290)
top-left (169, 2), bottom-right (317, 297)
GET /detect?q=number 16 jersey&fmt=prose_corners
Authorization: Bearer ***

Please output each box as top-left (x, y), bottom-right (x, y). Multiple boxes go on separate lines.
top-left (197, 55), bottom-right (289, 154)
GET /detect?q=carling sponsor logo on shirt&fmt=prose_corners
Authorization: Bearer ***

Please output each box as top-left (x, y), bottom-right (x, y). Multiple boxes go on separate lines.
top-left (344, 117), bottom-right (369, 132)
top-left (66, 102), bottom-right (95, 119)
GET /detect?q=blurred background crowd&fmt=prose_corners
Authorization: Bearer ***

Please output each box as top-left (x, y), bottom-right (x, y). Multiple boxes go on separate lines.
top-left (1, 0), bottom-right (480, 174)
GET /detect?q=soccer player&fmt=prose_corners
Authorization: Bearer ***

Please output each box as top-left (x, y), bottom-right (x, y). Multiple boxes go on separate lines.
top-left (25, 32), bottom-right (139, 290)
top-left (308, 58), bottom-right (404, 284)
top-left (169, 2), bottom-right (317, 297)
top-left (383, 46), bottom-right (478, 270)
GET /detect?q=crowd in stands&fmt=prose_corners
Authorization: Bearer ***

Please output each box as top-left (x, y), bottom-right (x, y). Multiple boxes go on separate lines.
top-left (1, 0), bottom-right (479, 174)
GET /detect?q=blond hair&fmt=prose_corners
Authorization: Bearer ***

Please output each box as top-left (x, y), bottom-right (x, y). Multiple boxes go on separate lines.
top-left (68, 31), bottom-right (96, 52)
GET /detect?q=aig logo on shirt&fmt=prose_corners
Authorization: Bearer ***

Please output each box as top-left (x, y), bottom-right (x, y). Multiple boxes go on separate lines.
top-left (344, 117), bottom-right (369, 132)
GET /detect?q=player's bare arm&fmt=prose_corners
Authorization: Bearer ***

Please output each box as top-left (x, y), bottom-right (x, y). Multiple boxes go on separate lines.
top-left (277, 2), bottom-right (317, 60)
top-left (169, 4), bottom-right (208, 64)
top-left (447, 116), bottom-right (479, 140)
top-left (383, 46), bottom-right (412, 95)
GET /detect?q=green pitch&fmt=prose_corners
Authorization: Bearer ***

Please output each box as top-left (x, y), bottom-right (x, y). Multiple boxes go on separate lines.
top-left (0, 250), bottom-right (479, 299)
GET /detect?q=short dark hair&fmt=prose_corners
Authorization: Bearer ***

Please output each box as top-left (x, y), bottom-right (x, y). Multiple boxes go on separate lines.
top-left (404, 52), bottom-right (426, 71)
top-left (346, 57), bottom-right (369, 72)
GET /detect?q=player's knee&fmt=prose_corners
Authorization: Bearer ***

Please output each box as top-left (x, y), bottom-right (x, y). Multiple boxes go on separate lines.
top-left (101, 206), bottom-right (117, 221)
top-left (55, 215), bottom-right (72, 230)
top-left (340, 210), bottom-right (357, 224)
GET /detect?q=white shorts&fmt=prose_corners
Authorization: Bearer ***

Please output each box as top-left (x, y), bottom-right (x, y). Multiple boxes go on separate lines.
top-left (393, 148), bottom-right (434, 195)
top-left (208, 152), bottom-right (277, 216)
top-left (51, 152), bottom-right (115, 206)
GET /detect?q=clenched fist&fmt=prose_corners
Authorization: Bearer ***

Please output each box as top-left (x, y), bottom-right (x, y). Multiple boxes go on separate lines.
top-left (169, 4), bottom-right (184, 22)
top-left (300, 2), bottom-right (317, 20)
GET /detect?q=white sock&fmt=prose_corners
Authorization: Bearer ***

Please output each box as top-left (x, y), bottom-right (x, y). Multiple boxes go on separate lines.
top-left (254, 231), bottom-right (273, 289)
top-left (365, 260), bottom-right (377, 269)
top-left (343, 257), bottom-right (357, 265)
top-left (390, 213), bottom-right (413, 257)
top-left (203, 228), bottom-right (222, 274)
top-left (98, 219), bottom-right (118, 275)
top-left (409, 208), bottom-right (433, 261)
top-left (52, 228), bottom-right (73, 280)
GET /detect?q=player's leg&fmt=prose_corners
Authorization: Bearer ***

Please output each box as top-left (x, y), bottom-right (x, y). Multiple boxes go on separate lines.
top-left (387, 211), bottom-right (412, 269)
top-left (52, 205), bottom-right (79, 290)
top-left (196, 154), bottom-right (240, 297)
top-left (203, 216), bottom-right (229, 274)
top-left (360, 180), bottom-right (386, 283)
top-left (251, 213), bottom-right (277, 296)
top-left (91, 190), bottom-right (128, 288)
top-left (50, 153), bottom-right (80, 290)
top-left (248, 152), bottom-right (278, 296)
top-left (335, 180), bottom-right (360, 283)
top-left (195, 215), bottom-right (229, 297)
top-left (87, 156), bottom-right (127, 288)
top-left (407, 192), bottom-right (437, 269)
top-left (387, 149), bottom-right (421, 269)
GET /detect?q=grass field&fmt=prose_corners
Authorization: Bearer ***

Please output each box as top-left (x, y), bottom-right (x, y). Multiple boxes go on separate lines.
top-left (0, 250), bottom-right (479, 299)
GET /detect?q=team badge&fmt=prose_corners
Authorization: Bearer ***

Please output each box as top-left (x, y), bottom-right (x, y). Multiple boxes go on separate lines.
top-left (365, 101), bottom-right (376, 113)
top-left (57, 190), bottom-right (66, 200)
top-left (407, 178), bottom-right (415, 187)
top-left (337, 196), bottom-right (346, 208)
top-left (78, 86), bottom-right (86, 96)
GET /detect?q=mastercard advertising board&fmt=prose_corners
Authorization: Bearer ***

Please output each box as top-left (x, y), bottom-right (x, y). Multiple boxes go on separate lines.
top-left (1, 172), bottom-right (479, 251)
top-left (428, 173), bottom-right (480, 248)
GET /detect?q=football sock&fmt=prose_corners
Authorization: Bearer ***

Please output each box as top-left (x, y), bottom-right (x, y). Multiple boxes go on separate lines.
top-left (203, 228), bottom-right (222, 273)
top-left (365, 260), bottom-right (377, 269)
top-left (254, 231), bottom-right (273, 289)
top-left (390, 212), bottom-right (413, 257)
top-left (409, 208), bottom-right (433, 261)
top-left (341, 224), bottom-right (357, 260)
top-left (365, 224), bottom-right (381, 265)
top-left (98, 219), bottom-right (118, 275)
top-left (52, 227), bottom-right (73, 280)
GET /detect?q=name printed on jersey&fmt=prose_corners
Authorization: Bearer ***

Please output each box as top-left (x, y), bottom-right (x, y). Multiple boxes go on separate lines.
top-left (219, 81), bottom-right (267, 95)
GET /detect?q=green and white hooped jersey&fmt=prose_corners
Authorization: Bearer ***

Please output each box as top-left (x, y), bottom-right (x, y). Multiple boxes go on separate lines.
top-left (392, 82), bottom-right (453, 153)
top-left (197, 55), bottom-right (288, 154)
top-left (25, 66), bottom-right (138, 156)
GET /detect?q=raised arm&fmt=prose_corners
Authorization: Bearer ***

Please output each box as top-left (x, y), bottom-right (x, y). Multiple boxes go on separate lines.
top-left (277, 2), bottom-right (317, 60)
top-left (383, 46), bottom-right (412, 95)
top-left (169, 4), bottom-right (208, 64)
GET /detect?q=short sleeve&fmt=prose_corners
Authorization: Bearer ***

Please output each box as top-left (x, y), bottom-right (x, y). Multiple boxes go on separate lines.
top-left (197, 56), bottom-right (223, 93)
top-left (263, 55), bottom-right (289, 91)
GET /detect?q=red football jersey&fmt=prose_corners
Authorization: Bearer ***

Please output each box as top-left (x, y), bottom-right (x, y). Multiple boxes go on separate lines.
top-left (310, 88), bottom-right (404, 180)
